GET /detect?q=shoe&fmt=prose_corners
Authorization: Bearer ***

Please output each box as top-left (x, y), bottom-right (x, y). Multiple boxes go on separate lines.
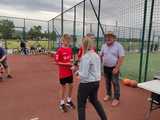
top-left (111, 99), bottom-right (120, 107)
top-left (59, 104), bottom-right (68, 112)
top-left (7, 75), bottom-right (13, 79)
top-left (103, 95), bottom-right (111, 102)
top-left (66, 101), bottom-right (76, 109)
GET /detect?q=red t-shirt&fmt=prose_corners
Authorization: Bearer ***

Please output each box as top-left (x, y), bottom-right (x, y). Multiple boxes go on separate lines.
top-left (77, 47), bottom-right (83, 60)
top-left (55, 47), bottom-right (73, 79)
top-left (77, 46), bottom-right (96, 60)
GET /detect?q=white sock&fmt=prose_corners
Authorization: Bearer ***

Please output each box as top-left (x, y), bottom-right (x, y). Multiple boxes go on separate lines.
top-left (67, 97), bottom-right (72, 102)
top-left (60, 100), bottom-right (65, 105)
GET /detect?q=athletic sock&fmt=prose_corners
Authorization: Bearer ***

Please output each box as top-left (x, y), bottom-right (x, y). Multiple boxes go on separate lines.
top-left (60, 100), bottom-right (65, 105)
top-left (67, 97), bottom-right (72, 102)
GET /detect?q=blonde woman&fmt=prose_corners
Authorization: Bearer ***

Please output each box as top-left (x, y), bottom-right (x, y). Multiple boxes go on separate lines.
top-left (77, 37), bottom-right (108, 120)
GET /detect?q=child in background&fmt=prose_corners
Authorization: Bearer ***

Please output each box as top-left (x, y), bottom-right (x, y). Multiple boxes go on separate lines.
top-left (55, 34), bottom-right (75, 112)
top-left (72, 33), bottom-right (96, 75)
top-left (77, 33), bottom-right (96, 61)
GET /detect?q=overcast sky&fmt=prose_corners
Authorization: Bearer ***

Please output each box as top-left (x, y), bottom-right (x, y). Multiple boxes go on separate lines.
top-left (0, 0), bottom-right (83, 20)
top-left (0, 0), bottom-right (147, 31)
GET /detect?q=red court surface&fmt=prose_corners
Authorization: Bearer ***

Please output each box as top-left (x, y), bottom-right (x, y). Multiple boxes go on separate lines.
top-left (0, 55), bottom-right (159, 120)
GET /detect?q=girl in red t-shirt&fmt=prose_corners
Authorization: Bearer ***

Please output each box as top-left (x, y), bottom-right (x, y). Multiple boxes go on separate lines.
top-left (77, 33), bottom-right (96, 61)
top-left (55, 34), bottom-right (75, 112)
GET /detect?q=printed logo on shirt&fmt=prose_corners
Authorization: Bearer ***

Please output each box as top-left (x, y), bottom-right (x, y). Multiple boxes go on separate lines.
top-left (62, 52), bottom-right (71, 61)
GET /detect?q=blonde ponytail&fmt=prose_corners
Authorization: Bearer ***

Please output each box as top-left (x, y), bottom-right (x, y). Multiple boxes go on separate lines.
top-left (82, 37), bottom-right (94, 54)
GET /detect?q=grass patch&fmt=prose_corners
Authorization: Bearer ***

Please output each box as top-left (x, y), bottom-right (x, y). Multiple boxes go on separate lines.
top-left (121, 52), bottom-right (160, 82)
top-left (6, 40), bottom-right (49, 49)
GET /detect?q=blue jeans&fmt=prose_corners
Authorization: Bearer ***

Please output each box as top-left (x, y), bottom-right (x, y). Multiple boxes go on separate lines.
top-left (103, 66), bottom-right (120, 100)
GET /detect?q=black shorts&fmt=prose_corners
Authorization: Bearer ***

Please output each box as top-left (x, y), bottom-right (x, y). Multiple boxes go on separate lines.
top-left (1, 60), bottom-right (8, 69)
top-left (60, 76), bottom-right (73, 85)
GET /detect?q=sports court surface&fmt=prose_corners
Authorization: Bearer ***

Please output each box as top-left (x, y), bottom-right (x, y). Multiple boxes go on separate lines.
top-left (0, 55), bottom-right (159, 120)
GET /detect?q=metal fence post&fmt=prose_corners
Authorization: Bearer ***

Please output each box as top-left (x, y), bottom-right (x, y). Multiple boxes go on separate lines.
top-left (61, 0), bottom-right (64, 36)
top-left (144, 0), bottom-right (155, 82)
top-left (96, 0), bottom-right (101, 52)
top-left (83, 0), bottom-right (86, 37)
top-left (73, 6), bottom-right (77, 60)
top-left (138, 0), bottom-right (148, 83)
top-left (22, 18), bottom-right (26, 42)
top-left (48, 21), bottom-right (50, 50)
top-left (89, 0), bottom-right (104, 36)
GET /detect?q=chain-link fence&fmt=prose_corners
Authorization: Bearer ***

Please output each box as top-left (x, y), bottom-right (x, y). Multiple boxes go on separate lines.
top-left (49, 0), bottom-right (160, 82)
top-left (0, 16), bottom-right (49, 54)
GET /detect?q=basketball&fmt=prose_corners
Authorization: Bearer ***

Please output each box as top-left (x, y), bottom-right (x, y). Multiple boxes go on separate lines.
top-left (129, 80), bottom-right (138, 88)
top-left (122, 78), bottom-right (131, 86)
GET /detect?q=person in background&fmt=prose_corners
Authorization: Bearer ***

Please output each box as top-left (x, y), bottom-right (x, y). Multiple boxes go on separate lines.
top-left (0, 43), bottom-right (13, 80)
top-left (77, 33), bottom-right (96, 61)
top-left (72, 33), bottom-right (96, 73)
top-left (100, 32), bottom-right (125, 107)
top-left (20, 41), bottom-right (27, 55)
top-left (77, 37), bottom-right (108, 120)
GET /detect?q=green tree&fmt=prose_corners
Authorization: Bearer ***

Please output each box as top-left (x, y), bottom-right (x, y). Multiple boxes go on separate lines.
top-left (0, 20), bottom-right (15, 39)
top-left (12, 30), bottom-right (22, 40)
top-left (42, 30), bottom-right (48, 39)
top-left (50, 31), bottom-right (56, 41)
top-left (28, 25), bottom-right (42, 40)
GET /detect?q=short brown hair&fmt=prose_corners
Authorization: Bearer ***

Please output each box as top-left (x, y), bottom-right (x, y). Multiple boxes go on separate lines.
top-left (86, 33), bottom-right (95, 37)
top-left (104, 32), bottom-right (117, 39)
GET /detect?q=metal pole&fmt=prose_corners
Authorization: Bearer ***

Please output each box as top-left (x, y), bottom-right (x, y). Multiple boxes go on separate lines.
top-left (116, 20), bottom-right (118, 33)
top-left (73, 6), bottom-right (77, 60)
top-left (61, 0), bottom-right (64, 36)
top-left (52, 20), bottom-right (55, 49)
top-left (90, 23), bottom-right (92, 33)
top-left (144, 0), bottom-right (155, 82)
top-left (48, 21), bottom-right (50, 50)
top-left (83, 0), bottom-right (86, 37)
top-left (89, 0), bottom-right (105, 35)
top-left (23, 19), bottom-right (26, 42)
top-left (129, 28), bottom-right (132, 52)
top-left (138, 0), bottom-right (148, 83)
top-left (96, 0), bottom-right (101, 52)
top-left (158, 36), bottom-right (160, 50)
top-left (151, 30), bottom-right (155, 51)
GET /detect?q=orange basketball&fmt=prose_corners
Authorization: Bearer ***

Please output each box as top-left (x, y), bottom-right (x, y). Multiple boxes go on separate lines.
top-left (122, 78), bottom-right (131, 86)
top-left (129, 80), bottom-right (138, 88)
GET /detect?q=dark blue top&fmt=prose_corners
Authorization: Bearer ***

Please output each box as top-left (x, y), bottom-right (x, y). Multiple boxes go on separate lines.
top-left (0, 47), bottom-right (6, 59)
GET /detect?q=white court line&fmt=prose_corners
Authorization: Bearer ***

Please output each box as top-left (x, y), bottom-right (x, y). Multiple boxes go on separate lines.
top-left (30, 117), bottom-right (39, 120)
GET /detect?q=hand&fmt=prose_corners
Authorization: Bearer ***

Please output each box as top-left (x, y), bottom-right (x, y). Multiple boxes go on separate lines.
top-left (76, 75), bottom-right (80, 80)
top-left (70, 59), bottom-right (73, 62)
top-left (112, 67), bottom-right (119, 75)
top-left (71, 65), bottom-right (79, 73)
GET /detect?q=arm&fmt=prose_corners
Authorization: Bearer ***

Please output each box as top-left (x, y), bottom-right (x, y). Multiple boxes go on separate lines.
top-left (115, 56), bottom-right (124, 69)
top-left (112, 56), bottom-right (124, 75)
top-left (57, 62), bottom-right (72, 66)
top-left (100, 53), bottom-right (103, 63)
top-left (113, 44), bottom-right (125, 74)
top-left (78, 57), bottom-right (90, 80)
top-left (96, 57), bottom-right (101, 81)
top-left (99, 45), bottom-right (104, 62)
top-left (0, 48), bottom-right (7, 62)
top-left (0, 55), bottom-right (6, 62)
